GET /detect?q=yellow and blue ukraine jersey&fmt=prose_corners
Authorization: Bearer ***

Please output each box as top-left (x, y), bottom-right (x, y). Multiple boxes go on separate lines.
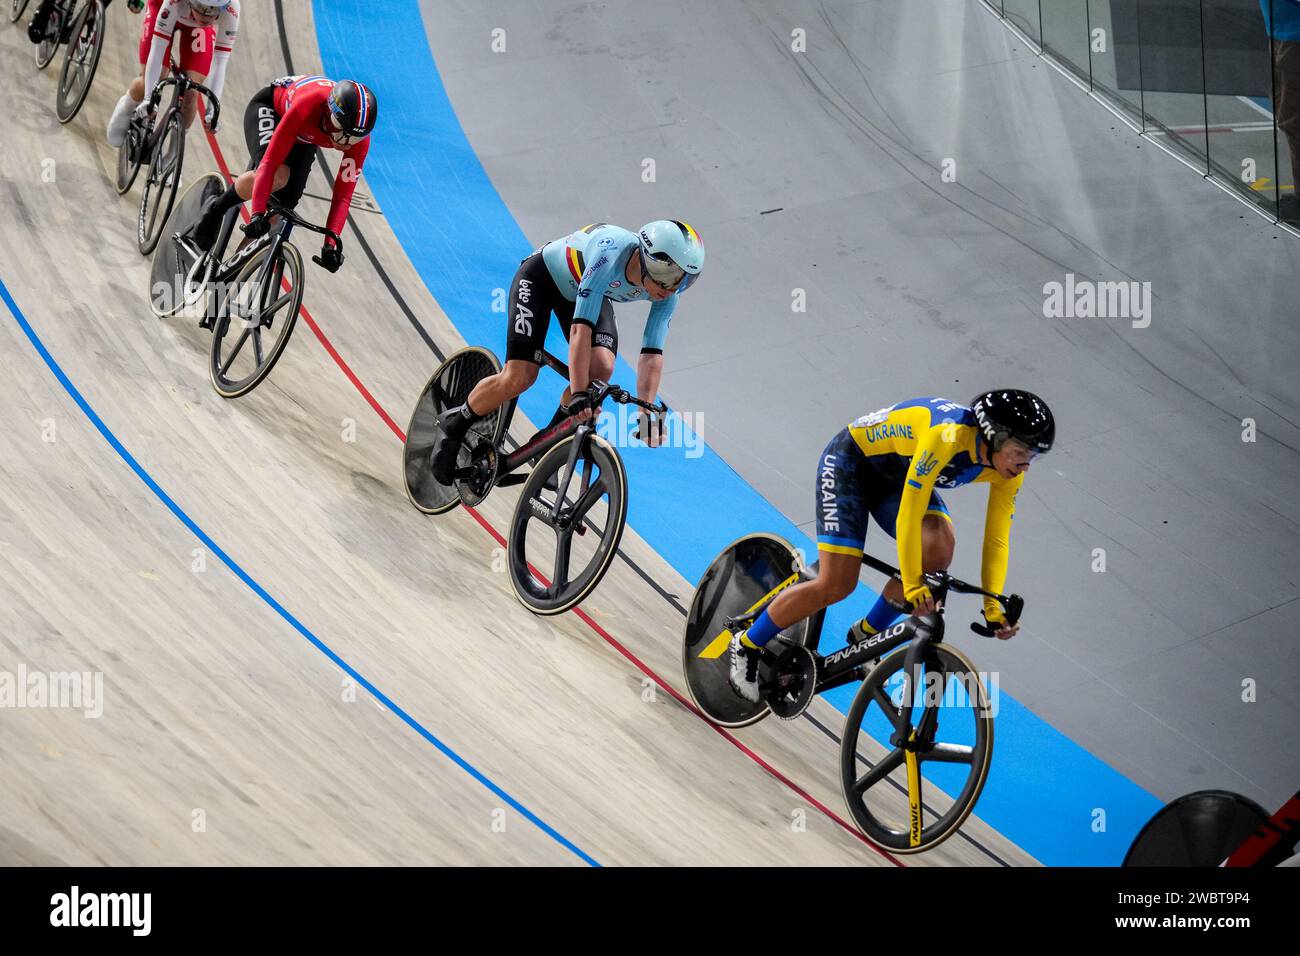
top-left (827, 398), bottom-right (1023, 619)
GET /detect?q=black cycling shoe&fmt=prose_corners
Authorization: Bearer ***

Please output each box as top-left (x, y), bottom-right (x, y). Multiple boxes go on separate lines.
top-left (431, 435), bottom-right (463, 486)
top-left (185, 198), bottom-right (223, 256)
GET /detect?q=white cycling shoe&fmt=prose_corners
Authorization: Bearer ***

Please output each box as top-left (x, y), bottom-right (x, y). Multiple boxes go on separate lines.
top-left (728, 633), bottom-right (762, 704)
top-left (106, 94), bottom-right (136, 148)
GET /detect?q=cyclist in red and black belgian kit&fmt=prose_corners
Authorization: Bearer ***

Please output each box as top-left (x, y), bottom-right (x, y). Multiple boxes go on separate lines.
top-left (187, 75), bottom-right (377, 272)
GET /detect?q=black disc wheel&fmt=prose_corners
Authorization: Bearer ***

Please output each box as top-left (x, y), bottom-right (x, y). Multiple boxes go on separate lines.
top-left (402, 347), bottom-right (509, 516)
top-left (681, 532), bottom-right (815, 728)
top-left (149, 173), bottom-right (224, 318)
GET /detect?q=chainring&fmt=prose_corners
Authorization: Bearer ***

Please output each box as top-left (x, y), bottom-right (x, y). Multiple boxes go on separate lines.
top-left (454, 440), bottom-right (499, 507)
top-left (764, 640), bottom-right (818, 720)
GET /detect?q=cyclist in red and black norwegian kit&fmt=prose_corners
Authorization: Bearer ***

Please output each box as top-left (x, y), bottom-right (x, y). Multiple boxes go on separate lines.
top-left (185, 75), bottom-right (377, 272)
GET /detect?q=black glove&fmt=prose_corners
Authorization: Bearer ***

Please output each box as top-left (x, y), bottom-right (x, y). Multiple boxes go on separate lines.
top-left (635, 412), bottom-right (666, 445)
top-left (315, 243), bottom-right (344, 274)
top-left (242, 213), bottom-right (271, 239)
top-left (562, 391), bottom-right (593, 418)
top-left (563, 380), bottom-right (605, 418)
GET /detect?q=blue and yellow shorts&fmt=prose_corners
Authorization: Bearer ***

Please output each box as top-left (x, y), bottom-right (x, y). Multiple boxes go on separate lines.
top-left (814, 427), bottom-right (950, 557)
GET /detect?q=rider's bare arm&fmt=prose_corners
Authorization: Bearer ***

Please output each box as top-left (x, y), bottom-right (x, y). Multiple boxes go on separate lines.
top-left (567, 322), bottom-right (593, 397)
top-left (635, 352), bottom-right (665, 446)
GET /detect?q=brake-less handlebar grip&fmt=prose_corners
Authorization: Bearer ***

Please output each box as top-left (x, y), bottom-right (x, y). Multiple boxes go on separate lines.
top-left (969, 593), bottom-right (1024, 637)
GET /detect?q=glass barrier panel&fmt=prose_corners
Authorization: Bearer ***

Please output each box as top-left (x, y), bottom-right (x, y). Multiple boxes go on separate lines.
top-left (1041, 0), bottom-right (1095, 83)
top-left (1203, 0), bottom-right (1278, 214)
top-left (1133, 0), bottom-right (1210, 168)
top-left (1090, 0), bottom-right (1149, 120)
top-left (1003, 0), bottom-right (1043, 46)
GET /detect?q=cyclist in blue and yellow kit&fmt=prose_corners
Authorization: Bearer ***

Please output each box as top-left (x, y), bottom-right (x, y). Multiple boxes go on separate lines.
top-left (729, 390), bottom-right (1055, 703)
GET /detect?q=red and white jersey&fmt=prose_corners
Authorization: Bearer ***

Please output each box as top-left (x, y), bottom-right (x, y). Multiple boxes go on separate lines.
top-left (155, 0), bottom-right (238, 39)
top-left (143, 1), bottom-right (240, 102)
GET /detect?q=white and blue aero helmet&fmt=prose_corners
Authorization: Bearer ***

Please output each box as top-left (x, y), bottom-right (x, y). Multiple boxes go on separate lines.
top-left (637, 220), bottom-right (705, 290)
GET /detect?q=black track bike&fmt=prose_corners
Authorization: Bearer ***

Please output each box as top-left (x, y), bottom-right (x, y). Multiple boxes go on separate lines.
top-left (150, 173), bottom-right (336, 397)
top-left (403, 347), bottom-right (666, 615)
top-left (683, 532), bottom-right (1023, 852)
top-left (116, 57), bottom-right (219, 254)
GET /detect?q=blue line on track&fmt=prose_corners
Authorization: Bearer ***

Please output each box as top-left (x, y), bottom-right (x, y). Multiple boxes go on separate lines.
top-left (0, 276), bottom-right (600, 868)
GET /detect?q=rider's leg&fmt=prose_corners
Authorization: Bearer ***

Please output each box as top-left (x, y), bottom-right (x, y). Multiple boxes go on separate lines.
top-left (848, 512), bottom-right (955, 641)
top-left (107, 71), bottom-right (149, 147)
top-left (432, 360), bottom-right (538, 484)
top-left (748, 547), bottom-right (863, 645)
top-left (107, 16), bottom-right (153, 144)
top-left (432, 252), bottom-right (561, 483)
top-left (729, 428), bottom-right (873, 701)
top-left (727, 549), bottom-right (863, 705)
top-left (466, 360), bottom-right (539, 420)
top-left (188, 96), bottom-right (291, 255)
top-left (193, 85), bottom-right (283, 244)
top-left (180, 73), bottom-right (206, 128)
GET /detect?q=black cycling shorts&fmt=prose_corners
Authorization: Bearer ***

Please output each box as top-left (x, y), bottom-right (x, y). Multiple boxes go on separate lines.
top-left (504, 252), bottom-right (617, 364)
top-left (242, 85), bottom-right (314, 211)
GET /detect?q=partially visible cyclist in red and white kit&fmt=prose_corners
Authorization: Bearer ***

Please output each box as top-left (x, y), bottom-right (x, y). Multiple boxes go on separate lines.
top-left (185, 75), bottom-right (378, 274)
top-left (106, 0), bottom-right (241, 148)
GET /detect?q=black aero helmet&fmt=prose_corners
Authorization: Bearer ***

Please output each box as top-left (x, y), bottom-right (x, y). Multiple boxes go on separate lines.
top-left (326, 80), bottom-right (378, 139)
top-left (971, 389), bottom-right (1055, 455)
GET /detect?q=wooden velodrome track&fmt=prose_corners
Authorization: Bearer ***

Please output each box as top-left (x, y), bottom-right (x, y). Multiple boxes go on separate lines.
top-left (0, 2), bottom-right (1034, 865)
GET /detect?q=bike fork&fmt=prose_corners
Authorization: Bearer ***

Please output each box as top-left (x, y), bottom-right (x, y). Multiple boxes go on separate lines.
top-left (549, 424), bottom-right (587, 521)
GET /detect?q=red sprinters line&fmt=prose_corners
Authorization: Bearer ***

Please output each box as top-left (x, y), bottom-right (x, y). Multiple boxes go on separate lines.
top-left (201, 127), bottom-right (900, 866)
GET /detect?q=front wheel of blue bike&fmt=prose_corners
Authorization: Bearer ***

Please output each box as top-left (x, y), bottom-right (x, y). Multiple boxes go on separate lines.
top-left (507, 432), bottom-right (627, 616)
